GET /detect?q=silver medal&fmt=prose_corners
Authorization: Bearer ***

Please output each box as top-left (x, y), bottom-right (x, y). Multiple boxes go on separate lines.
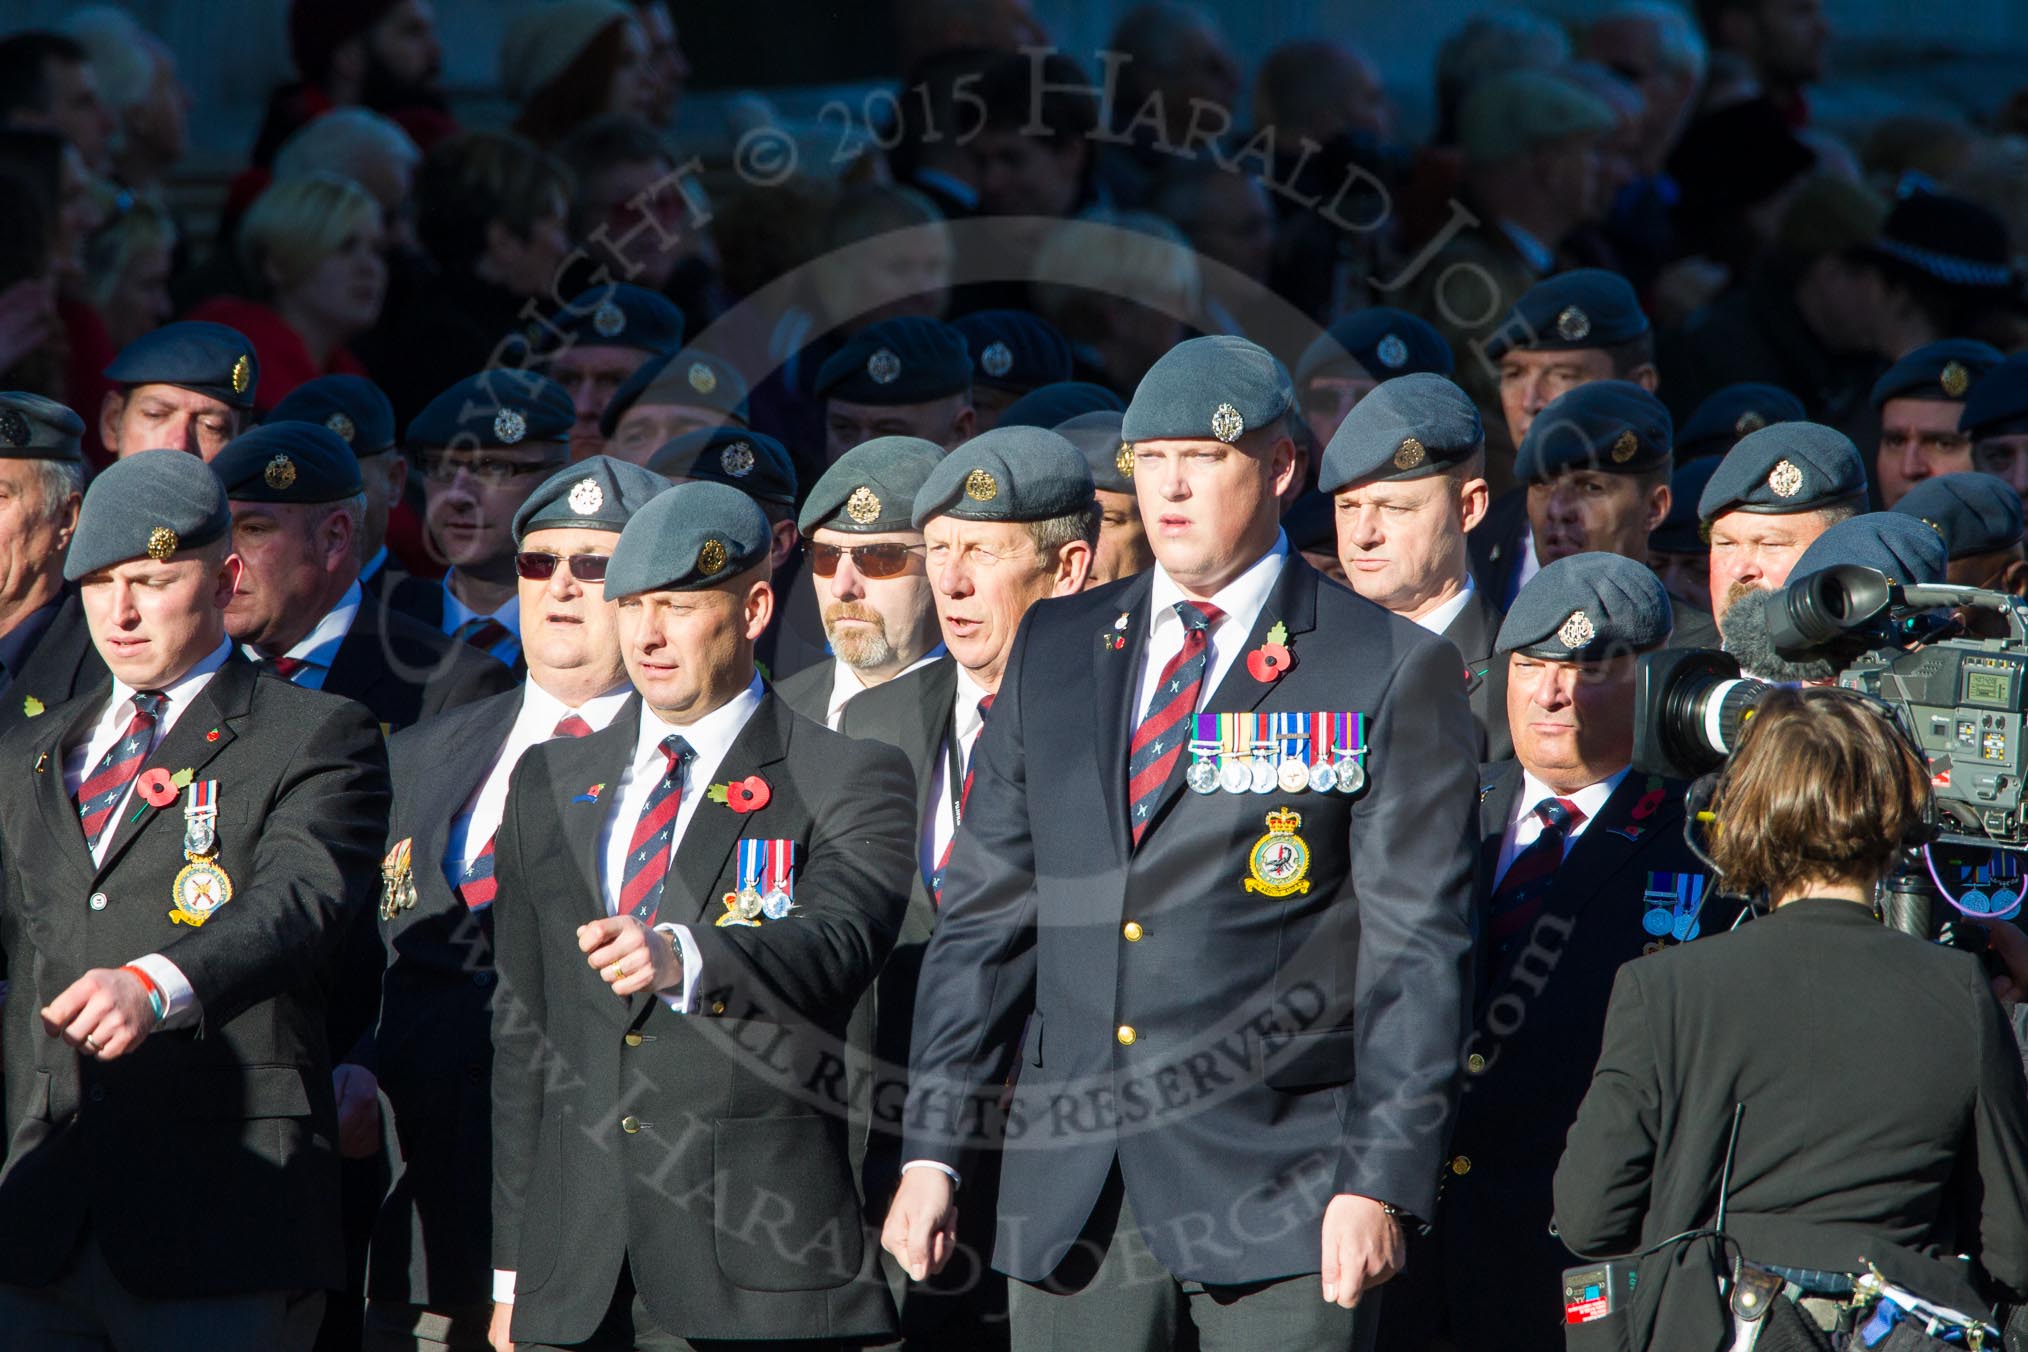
top-left (1219, 761), bottom-right (1252, 794)
top-left (1308, 763), bottom-right (1337, 793)
top-left (1187, 760), bottom-right (1221, 794)
top-left (1249, 760), bottom-right (1276, 793)
top-left (184, 816), bottom-right (215, 856)
top-left (1335, 759), bottom-right (1367, 794)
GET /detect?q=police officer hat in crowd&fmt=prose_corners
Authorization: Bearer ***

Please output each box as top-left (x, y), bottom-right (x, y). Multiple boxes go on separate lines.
top-left (1496, 552), bottom-right (1673, 660)
top-left (0, 392), bottom-right (84, 462)
top-left (1676, 383), bottom-right (1806, 463)
top-left (912, 425), bottom-right (1095, 527)
top-left (268, 374), bottom-right (398, 456)
top-left (1121, 335), bottom-right (1295, 445)
top-left (65, 448), bottom-right (231, 579)
top-left (1889, 472), bottom-right (2024, 559)
top-left (104, 320), bottom-right (260, 410)
top-left (512, 455), bottom-right (673, 545)
top-left (1316, 372), bottom-right (1483, 493)
top-left (1515, 381), bottom-right (1672, 482)
top-left (1293, 308), bottom-right (1454, 389)
top-left (211, 423), bottom-right (363, 503)
top-left (605, 480), bottom-right (773, 596)
top-left (1698, 422), bottom-right (1869, 520)
top-left (951, 310), bottom-right (1075, 394)
top-left (815, 316), bottom-right (973, 405)
top-left (1792, 511), bottom-right (1948, 586)
top-left (800, 436), bottom-right (946, 535)
top-left (648, 429), bottom-right (797, 507)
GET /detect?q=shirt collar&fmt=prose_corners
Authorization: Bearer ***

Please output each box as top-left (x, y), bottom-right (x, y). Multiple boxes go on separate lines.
top-left (1515, 765), bottom-right (1630, 827)
top-left (953, 664), bottom-right (993, 743)
top-left (520, 677), bottom-right (633, 736)
top-left (265, 580), bottom-right (362, 668)
top-left (631, 673), bottom-right (764, 772)
top-left (826, 645), bottom-right (949, 724)
top-left (1147, 531), bottom-right (1289, 642)
top-left (1413, 578), bottom-right (1476, 636)
top-left (111, 635), bottom-right (233, 711)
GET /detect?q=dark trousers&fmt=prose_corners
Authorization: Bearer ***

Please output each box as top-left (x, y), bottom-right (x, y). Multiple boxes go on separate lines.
top-left (1006, 1170), bottom-right (1377, 1352)
top-left (516, 1259), bottom-right (852, 1352)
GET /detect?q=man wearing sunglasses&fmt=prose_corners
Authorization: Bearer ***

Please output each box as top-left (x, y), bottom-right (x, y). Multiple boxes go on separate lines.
top-left (388, 371), bottom-right (576, 670)
top-left (774, 436), bottom-right (947, 729)
top-left (364, 456), bottom-right (670, 1351)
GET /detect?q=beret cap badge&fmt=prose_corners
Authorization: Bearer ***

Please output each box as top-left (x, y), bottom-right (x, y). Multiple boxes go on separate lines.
top-left (0, 410), bottom-right (26, 448)
top-left (1393, 437), bottom-right (1427, 471)
top-left (1115, 443), bottom-right (1136, 478)
top-left (324, 411), bottom-right (355, 443)
top-left (720, 441), bottom-right (756, 477)
top-left (1555, 306), bottom-right (1591, 342)
top-left (963, 468), bottom-right (999, 502)
top-left (1210, 402), bottom-right (1245, 443)
top-left (1557, 610), bottom-right (1597, 650)
top-left (697, 537), bottom-right (728, 575)
top-left (1734, 410), bottom-right (1766, 437)
top-left (230, 354), bottom-right (252, 396)
top-left (1768, 459), bottom-right (1804, 498)
top-left (146, 526), bottom-right (179, 561)
top-left (866, 348), bottom-right (902, 385)
top-left (567, 478), bottom-right (604, 515)
top-left (1611, 429), bottom-right (1639, 463)
top-left (845, 485), bottom-right (881, 524)
top-left (264, 455), bottom-right (297, 490)
top-left (1941, 360), bottom-right (1971, 398)
top-left (687, 361), bottom-right (717, 394)
top-left (1376, 333), bottom-right (1409, 369)
top-left (494, 408), bottom-right (527, 444)
top-left (981, 341), bottom-right (1014, 379)
top-left (592, 301), bottom-right (625, 338)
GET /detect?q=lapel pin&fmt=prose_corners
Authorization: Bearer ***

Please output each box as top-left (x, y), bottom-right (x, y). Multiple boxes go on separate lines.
top-left (22, 695), bottom-right (43, 718)
top-left (137, 768), bottom-right (178, 808)
top-left (34, 751), bottom-right (47, 773)
top-left (1246, 621), bottom-right (1294, 683)
top-left (708, 774), bottom-right (772, 813)
top-left (572, 782), bottom-right (605, 803)
top-left (205, 728), bottom-right (221, 743)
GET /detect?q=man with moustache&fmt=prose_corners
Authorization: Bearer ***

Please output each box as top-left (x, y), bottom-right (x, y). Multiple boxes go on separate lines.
top-left (268, 373), bottom-right (418, 608)
top-left (486, 481), bottom-right (914, 1350)
top-left (365, 457), bottom-right (666, 1352)
top-left (1315, 373), bottom-right (1507, 759)
top-left (100, 320), bottom-right (260, 461)
top-left (1054, 410), bottom-right (1155, 585)
top-left (883, 336), bottom-right (1478, 1351)
top-left (534, 284), bottom-right (686, 463)
top-left (774, 437), bottom-right (947, 728)
top-left (389, 372), bottom-right (575, 669)
top-left (1697, 421), bottom-right (1867, 639)
top-left (0, 449), bottom-right (387, 1348)
top-left (0, 394), bottom-right (103, 739)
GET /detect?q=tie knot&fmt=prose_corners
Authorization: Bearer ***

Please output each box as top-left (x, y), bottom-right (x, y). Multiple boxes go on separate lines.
top-left (553, 714), bottom-right (593, 739)
top-left (132, 690), bottom-right (167, 718)
top-left (1175, 600), bottom-right (1224, 634)
top-left (1533, 796), bottom-right (1584, 832)
top-left (977, 693), bottom-right (996, 721)
top-left (658, 734), bottom-right (695, 775)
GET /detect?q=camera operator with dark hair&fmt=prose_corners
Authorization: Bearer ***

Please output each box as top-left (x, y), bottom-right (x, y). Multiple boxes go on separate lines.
top-left (1554, 687), bottom-right (2028, 1350)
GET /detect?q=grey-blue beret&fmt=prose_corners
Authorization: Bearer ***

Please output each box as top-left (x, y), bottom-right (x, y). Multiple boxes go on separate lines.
top-left (1054, 411), bottom-right (1134, 494)
top-left (1515, 380), bottom-right (1672, 482)
top-left (513, 455), bottom-right (673, 545)
top-left (1651, 457), bottom-right (1724, 555)
top-left (1485, 269), bottom-right (1648, 360)
top-left (1121, 335), bottom-right (1294, 445)
top-left (599, 347), bottom-right (750, 438)
top-left (1868, 337), bottom-right (2002, 410)
top-left (1698, 422), bottom-right (1868, 521)
top-left (0, 392), bottom-right (83, 462)
top-left (65, 448), bottom-right (230, 579)
top-left (535, 283), bottom-right (685, 358)
top-left (815, 317), bottom-right (973, 405)
top-left (1889, 473), bottom-right (2023, 559)
top-left (267, 374), bottom-right (397, 455)
top-left (605, 479), bottom-right (772, 597)
top-left (648, 429), bottom-right (797, 507)
top-left (1676, 382), bottom-right (1805, 462)
top-left (212, 424), bottom-right (362, 504)
top-left (1496, 552), bottom-right (1673, 659)
top-left (1792, 511), bottom-right (1947, 585)
top-left (951, 310), bottom-right (1074, 393)
top-left (407, 371), bottom-right (575, 450)
top-left (104, 320), bottom-right (259, 410)
top-left (912, 425), bottom-right (1095, 527)
top-left (1960, 353), bottom-right (2028, 441)
top-left (799, 436), bottom-right (946, 534)
top-left (1294, 307), bottom-right (1454, 388)
top-left (1317, 372), bottom-right (1483, 493)
top-left (996, 381), bottom-right (1125, 429)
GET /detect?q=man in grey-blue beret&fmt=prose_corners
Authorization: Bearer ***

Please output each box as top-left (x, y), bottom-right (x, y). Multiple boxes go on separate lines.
top-left (1698, 421), bottom-right (1869, 634)
top-left (0, 392), bottom-right (96, 733)
top-left (265, 374), bottom-right (412, 604)
top-left (1055, 410), bottom-right (1152, 586)
top-left (1890, 471), bottom-right (2025, 589)
top-left (817, 316), bottom-right (976, 465)
top-left (101, 319), bottom-right (260, 460)
top-left (1870, 337), bottom-right (2004, 508)
top-left (1792, 511), bottom-right (1948, 587)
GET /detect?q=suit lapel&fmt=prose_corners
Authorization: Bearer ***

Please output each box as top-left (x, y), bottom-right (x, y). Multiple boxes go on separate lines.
top-left (907, 661), bottom-right (958, 826)
top-left (1539, 774), bottom-right (1674, 929)
top-left (1477, 760), bottom-right (1522, 893)
top-left (30, 686), bottom-right (107, 887)
top-left (94, 660), bottom-right (254, 880)
top-left (679, 696), bottom-right (790, 926)
top-left (319, 601), bottom-right (385, 711)
top-left (558, 700), bottom-right (640, 917)
top-left (423, 696), bottom-right (518, 889)
top-left (1091, 571), bottom-right (1156, 850)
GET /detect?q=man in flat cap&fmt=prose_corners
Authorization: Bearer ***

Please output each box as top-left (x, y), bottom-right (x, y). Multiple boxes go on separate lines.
top-left (601, 348), bottom-right (751, 467)
top-left (1699, 420), bottom-right (1867, 639)
top-left (0, 393), bottom-right (104, 740)
top-left (951, 310), bottom-right (1075, 429)
top-left (1378, 552), bottom-right (1727, 1352)
top-left (1317, 372), bottom-right (1505, 759)
top-left (1871, 338), bottom-right (2004, 507)
top-left (1055, 409), bottom-right (1155, 584)
top-left (1295, 307), bottom-right (1454, 451)
top-left (1962, 353), bottom-right (2028, 500)
top-left (0, 449), bottom-right (387, 1349)
top-left (213, 423), bottom-right (511, 730)
top-left (268, 373), bottom-right (418, 609)
top-left (816, 315), bottom-right (976, 472)
top-left (1892, 472), bottom-right (2028, 593)
top-left (366, 456), bottom-right (667, 1352)
top-left (533, 283), bottom-right (687, 462)
top-left (487, 481), bottom-right (914, 1350)
top-left (100, 319), bottom-right (261, 461)
top-left (1674, 381), bottom-right (1806, 464)
top-left (775, 436), bottom-right (946, 729)
top-left (884, 336), bottom-right (1478, 1351)
top-left (390, 372), bottom-right (576, 669)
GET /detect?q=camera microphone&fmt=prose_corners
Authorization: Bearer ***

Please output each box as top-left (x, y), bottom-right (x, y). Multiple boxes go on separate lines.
top-left (1719, 591), bottom-right (1837, 684)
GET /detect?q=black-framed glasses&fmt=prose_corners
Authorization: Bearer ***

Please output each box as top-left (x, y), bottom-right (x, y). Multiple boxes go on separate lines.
top-left (515, 552), bottom-right (610, 582)
top-left (806, 541), bottom-right (924, 579)
top-left (422, 451), bottom-right (567, 486)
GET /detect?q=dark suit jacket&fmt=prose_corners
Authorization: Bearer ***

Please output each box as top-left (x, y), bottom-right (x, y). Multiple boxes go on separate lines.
top-left (1383, 763), bottom-right (1730, 1351)
top-left (903, 555), bottom-right (1479, 1285)
top-left (1439, 587), bottom-right (1508, 762)
top-left (772, 656), bottom-right (836, 725)
top-left (1467, 489), bottom-right (1530, 610)
top-left (0, 592), bottom-right (104, 742)
top-left (0, 658), bottom-right (388, 1297)
top-left (366, 685), bottom-right (519, 1307)
top-left (490, 692), bottom-right (913, 1345)
top-left (1556, 900), bottom-right (2028, 1351)
top-left (322, 592), bottom-right (515, 733)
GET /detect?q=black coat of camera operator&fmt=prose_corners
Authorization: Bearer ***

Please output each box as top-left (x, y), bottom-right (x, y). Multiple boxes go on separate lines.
top-left (1553, 687), bottom-right (2028, 1351)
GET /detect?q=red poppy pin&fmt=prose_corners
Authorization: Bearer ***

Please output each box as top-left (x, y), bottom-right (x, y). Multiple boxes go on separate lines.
top-left (1245, 621), bottom-right (1293, 683)
top-left (137, 767), bottom-right (178, 808)
top-left (708, 775), bottom-right (772, 813)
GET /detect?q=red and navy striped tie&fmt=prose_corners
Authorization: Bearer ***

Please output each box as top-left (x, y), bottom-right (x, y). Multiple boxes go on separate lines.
top-left (76, 690), bottom-right (167, 848)
top-left (1487, 797), bottom-right (1585, 942)
top-left (456, 714), bottom-right (594, 911)
top-left (932, 693), bottom-right (995, 903)
top-left (618, 734), bottom-right (695, 926)
top-left (1127, 602), bottom-right (1224, 846)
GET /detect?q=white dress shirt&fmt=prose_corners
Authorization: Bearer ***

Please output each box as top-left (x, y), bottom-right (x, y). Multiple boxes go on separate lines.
top-left (821, 645), bottom-right (946, 730)
top-left (1413, 578), bottom-right (1477, 637)
top-left (918, 665), bottom-right (993, 887)
top-left (445, 681), bottom-right (634, 877)
top-left (240, 581), bottom-right (362, 690)
top-left (60, 636), bottom-right (236, 1027)
top-left (1134, 532), bottom-right (1288, 724)
top-left (1492, 767), bottom-right (1628, 887)
top-left (440, 576), bottom-right (521, 665)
